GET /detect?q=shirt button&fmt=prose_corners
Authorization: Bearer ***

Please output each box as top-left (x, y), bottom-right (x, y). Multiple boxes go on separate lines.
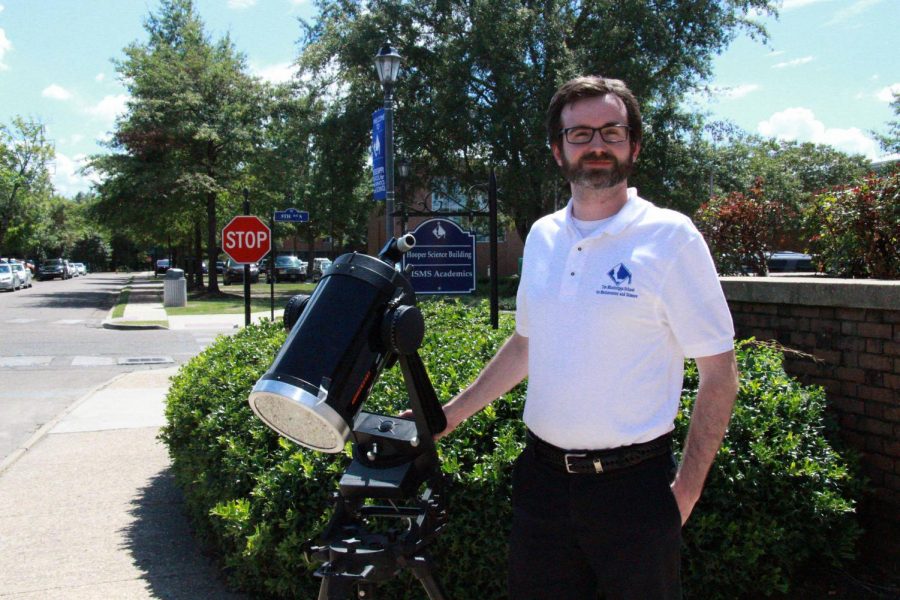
top-left (570, 272), bottom-right (575, 276)
top-left (578, 247), bottom-right (583, 251)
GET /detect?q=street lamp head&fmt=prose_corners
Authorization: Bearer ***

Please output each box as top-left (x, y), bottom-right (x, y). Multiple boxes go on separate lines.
top-left (398, 158), bottom-right (411, 179)
top-left (374, 42), bottom-right (402, 89)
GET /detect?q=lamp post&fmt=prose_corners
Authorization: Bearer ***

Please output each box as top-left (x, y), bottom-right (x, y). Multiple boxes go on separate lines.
top-left (397, 158), bottom-right (411, 233)
top-left (374, 41), bottom-right (402, 241)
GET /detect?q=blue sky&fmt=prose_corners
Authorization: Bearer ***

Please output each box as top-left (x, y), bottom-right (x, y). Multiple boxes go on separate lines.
top-left (0, 0), bottom-right (897, 197)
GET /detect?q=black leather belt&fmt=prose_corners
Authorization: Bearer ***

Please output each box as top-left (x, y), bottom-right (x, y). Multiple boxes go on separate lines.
top-left (526, 430), bottom-right (673, 474)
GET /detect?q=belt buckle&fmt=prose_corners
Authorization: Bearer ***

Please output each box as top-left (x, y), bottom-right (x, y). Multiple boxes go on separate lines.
top-left (564, 453), bottom-right (586, 474)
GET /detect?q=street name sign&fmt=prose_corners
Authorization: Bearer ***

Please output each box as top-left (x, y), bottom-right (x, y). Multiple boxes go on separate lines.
top-left (274, 208), bottom-right (310, 223)
top-left (222, 216), bottom-right (271, 264)
top-left (402, 218), bottom-right (476, 294)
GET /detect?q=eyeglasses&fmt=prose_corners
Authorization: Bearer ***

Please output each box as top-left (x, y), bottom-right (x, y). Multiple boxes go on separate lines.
top-left (559, 124), bottom-right (631, 145)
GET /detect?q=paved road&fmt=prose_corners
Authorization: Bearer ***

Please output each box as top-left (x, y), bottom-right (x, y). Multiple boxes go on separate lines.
top-left (0, 272), bottom-right (221, 463)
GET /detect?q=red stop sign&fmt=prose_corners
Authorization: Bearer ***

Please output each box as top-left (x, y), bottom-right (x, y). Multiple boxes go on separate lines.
top-left (222, 216), bottom-right (271, 263)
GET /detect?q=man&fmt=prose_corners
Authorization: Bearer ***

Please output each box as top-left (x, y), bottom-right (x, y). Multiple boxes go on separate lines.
top-left (439, 76), bottom-right (738, 599)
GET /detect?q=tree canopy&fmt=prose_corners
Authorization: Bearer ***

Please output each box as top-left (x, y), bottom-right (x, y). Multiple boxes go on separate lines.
top-left (90, 0), bottom-right (264, 291)
top-left (298, 0), bottom-right (777, 238)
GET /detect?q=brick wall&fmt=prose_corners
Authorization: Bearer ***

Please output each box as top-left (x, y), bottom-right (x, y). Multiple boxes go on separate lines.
top-left (720, 277), bottom-right (900, 564)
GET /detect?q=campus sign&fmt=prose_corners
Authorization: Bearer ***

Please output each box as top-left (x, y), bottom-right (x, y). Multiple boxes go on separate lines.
top-left (402, 218), bottom-right (476, 294)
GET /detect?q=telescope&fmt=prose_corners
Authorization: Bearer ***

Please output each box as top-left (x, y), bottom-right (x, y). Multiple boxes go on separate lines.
top-left (248, 235), bottom-right (449, 600)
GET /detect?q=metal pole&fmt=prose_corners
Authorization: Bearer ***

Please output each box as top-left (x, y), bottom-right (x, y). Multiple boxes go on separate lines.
top-left (243, 190), bottom-right (251, 328)
top-left (384, 87), bottom-right (395, 241)
top-left (489, 169), bottom-right (499, 330)
top-left (270, 213), bottom-right (275, 322)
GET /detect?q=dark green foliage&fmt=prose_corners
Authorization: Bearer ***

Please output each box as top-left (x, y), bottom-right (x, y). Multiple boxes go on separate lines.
top-left (804, 171), bottom-right (900, 279)
top-left (677, 341), bottom-right (862, 597)
top-left (162, 303), bottom-right (861, 599)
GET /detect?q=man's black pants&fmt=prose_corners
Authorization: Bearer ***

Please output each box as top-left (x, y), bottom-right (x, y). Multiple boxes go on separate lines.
top-left (508, 446), bottom-right (682, 600)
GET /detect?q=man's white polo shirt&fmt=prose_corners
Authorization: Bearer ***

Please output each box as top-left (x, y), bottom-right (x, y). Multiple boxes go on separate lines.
top-left (516, 188), bottom-right (734, 450)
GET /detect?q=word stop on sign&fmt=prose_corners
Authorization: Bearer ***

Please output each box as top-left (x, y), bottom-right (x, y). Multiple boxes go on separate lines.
top-left (225, 230), bottom-right (269, 248)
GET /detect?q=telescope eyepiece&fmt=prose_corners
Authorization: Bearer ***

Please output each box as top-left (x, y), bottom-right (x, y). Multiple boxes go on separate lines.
top-left (379, 234), bottom-right (417, 265)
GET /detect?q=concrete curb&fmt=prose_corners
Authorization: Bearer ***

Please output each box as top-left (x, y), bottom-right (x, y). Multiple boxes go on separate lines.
top-left (0, 372), bottom-right (131, 476)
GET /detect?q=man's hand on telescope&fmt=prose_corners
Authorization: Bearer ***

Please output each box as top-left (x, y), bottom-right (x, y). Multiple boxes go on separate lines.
top-left (397, 333), bottom-right (528, 442)
top-left (397, 408), bottom-right (458, 440)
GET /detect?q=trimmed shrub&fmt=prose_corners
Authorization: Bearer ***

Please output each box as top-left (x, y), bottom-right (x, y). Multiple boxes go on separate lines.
top-left (161, 301), bottom-right (861, 599)
top-left (805, 171), bottom-right (900, 279)
top-left (694, 178), bottom-right (792, 276)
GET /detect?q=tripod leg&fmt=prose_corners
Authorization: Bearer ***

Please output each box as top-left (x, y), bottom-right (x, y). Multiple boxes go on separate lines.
top-left (318, 575), bottom-right (355, 600)
top-left (408, 555), bottom-right (449, 600)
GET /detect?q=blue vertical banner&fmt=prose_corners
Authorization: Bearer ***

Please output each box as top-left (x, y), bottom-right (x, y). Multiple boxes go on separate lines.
top-left (371, 109), bottom-right (386, 201)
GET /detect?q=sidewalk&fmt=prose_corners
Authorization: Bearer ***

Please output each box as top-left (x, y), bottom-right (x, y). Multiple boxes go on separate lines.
top-left (0, 273), bottom-right (277, 598)
top-left (102, 271), bottom-right (283, 330)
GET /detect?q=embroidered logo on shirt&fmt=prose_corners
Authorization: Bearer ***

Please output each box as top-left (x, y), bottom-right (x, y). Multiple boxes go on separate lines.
top-left (607, 263), bottom-right (632, 285)
top-left (597, 263), bottom-right (639, 299)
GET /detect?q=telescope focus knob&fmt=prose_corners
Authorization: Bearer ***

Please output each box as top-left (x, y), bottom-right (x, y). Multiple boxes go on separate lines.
top-left (381, 305), bottom-right (425, 355)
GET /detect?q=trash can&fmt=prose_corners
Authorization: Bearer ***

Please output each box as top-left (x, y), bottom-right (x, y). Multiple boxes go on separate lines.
top-left (163, 268), bottom-right (187, 307)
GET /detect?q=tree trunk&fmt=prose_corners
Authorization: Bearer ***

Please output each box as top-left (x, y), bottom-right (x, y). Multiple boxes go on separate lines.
top-left (193, 220), bottom-right (205, 290)
top-left (206, 191), bottom-right (220, 294)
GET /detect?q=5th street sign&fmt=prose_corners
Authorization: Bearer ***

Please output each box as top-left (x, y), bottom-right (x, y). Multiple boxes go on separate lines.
top-left (222, 216), bottom-right (271, 264)
top-left (274, 208), bottom-right (309, 223)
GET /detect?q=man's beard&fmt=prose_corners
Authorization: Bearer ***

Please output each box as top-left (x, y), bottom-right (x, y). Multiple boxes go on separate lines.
top-left (559, 149), bottom-right (633, 190)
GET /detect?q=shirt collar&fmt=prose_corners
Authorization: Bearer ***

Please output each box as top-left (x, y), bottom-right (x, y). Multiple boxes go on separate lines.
top-left (563, 188), bottom-right (646, 239)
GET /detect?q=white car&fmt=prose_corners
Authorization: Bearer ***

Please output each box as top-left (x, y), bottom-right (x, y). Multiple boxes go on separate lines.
top-left (72, 262), bottom-right (87, 276)
top-left (10, 262), bottom-right (32, 288)
top-left (0, 264), bottom-right (17, 291)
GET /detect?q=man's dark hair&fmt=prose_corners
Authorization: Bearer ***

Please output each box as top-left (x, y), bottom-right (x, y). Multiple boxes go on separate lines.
top-left (546, 76), bottom-right (643, 149)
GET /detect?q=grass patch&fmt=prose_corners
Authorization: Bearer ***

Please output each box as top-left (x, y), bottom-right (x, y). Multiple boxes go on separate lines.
top-left (118, 320), bottom-right (169, 328)
top-left (165, 281), bottom-right (318, 315)
top-left (111, 278), bottom-right (134, 318)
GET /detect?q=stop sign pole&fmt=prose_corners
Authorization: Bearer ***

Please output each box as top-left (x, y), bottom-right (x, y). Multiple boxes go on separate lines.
top-left (222, 193), bottom-right (271, 326)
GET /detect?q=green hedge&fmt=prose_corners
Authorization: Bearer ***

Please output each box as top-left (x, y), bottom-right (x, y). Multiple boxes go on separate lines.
top-left (160, 300), bottom-right (861, 599)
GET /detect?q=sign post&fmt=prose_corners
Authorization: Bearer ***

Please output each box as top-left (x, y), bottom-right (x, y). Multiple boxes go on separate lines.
top-left (270, 208), bottom-right (311, 319)
top-left (222, 213), bottom-right (271, 326)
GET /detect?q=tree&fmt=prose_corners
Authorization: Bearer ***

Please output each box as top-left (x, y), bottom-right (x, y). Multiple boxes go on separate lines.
top-left (90, 0), bottom-right (264, 293)
top-left (875, 91), bottom-right (899, 156)
top-left (0, 117), bottom-right (54, 255)
top-left (298, 0), bottom-right (776, 239)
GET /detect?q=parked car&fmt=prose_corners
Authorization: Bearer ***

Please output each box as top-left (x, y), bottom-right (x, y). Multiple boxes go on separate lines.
top-left (767, 251), bottom-right (814, 273)
top-left (38, 258), bottom-right (71, 280)
top-left (267, 255), bottom-right (306, 283)
top-left (156, 259), bottom-right (171, 274)
top-left (0, 263), bottom-right (18, 291)
top-left (223, 259), bottom-right (259, 285)
top-left (216, 260), bottom-right (225, 274)
top-left (72, 262), bottom-right (87, 276)
top-left (311, 257), bottom-right (333, 281)
top-left (67, 261), bottom-right (80, 277)
top-left (10, 262), bottom-right (32, 288)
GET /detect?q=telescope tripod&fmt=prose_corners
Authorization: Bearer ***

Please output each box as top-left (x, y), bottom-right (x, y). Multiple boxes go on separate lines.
top-left (312, 352), bottom-right (449, 600)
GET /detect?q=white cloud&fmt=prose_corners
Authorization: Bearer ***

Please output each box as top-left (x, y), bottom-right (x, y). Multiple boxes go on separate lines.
top-left (0, 27), bottom-right (11, 71)
top-left (876, 83), bottom-right (900, 102)
top-left (42, 84), bottom-right (73, 100)
top-left (781, 0), bottom-right (831, 9)
top-left (825, 0), bottom-right (884, 26)
top-left (711, 84), bottom-right (761, 100)
top-left (757, 107), bottom-right (881, 159)
top-left (95, 72), bottom-right (105, 82)
top-left (772, 56), bottom-right (814, 69)
top-left (86, 94), bottom-right (129, 124)
top-left (227, 0), bottom-right (257, 8)
top-left (252, 62), bottom-right (296, 84)
top-left (51, 152), bottom-right (101, 196)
